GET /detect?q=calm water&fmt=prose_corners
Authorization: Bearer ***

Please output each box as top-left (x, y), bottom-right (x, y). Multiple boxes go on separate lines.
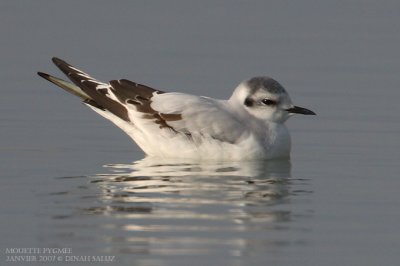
top-left (48, 159), bottom-right (310, 266)
top-left (1, 1), bottom-right (400, 265)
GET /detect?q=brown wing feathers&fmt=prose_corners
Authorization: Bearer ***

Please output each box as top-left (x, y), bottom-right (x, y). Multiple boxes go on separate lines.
top-left (110, 80), bottom-right (183, 130)
top-left (40, 57), bottom-right (183, 131)
top-left (51, 57), bottom-right (131, 121)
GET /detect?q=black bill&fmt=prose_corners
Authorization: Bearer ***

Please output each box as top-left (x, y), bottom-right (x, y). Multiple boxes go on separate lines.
top-left (286, 106), bottom-right (316, 115)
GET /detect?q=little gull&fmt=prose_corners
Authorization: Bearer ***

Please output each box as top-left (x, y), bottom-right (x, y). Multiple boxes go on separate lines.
top-left (38, 57), bottom-right (315, 160)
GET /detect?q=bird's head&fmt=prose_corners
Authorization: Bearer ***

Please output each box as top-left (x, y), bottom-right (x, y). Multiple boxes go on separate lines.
top-left (230, 76), bottom-right (315, 123)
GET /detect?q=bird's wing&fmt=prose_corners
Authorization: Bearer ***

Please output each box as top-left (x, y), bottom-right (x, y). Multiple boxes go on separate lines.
top-left (41, 57), bottom-right (165, 122)
top-left (39, 57), bottom-right (246, 144)
top-left (148, 93), bottom-right (246, 144)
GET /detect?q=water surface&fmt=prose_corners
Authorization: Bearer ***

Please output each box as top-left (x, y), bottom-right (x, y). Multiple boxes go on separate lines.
top-left (45, 159), bottom-right (311, 265)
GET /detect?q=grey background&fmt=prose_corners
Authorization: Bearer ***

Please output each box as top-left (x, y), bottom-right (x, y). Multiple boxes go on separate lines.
top-left (1, 1), bottom-right (399, 266)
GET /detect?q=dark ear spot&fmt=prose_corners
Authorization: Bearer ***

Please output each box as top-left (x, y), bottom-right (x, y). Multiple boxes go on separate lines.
top-left (244, 97), bottom-right (254, 107)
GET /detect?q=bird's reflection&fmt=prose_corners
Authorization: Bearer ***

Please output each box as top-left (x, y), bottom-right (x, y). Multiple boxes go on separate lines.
top-left (89, 158), bottom-right (291, 213)
top-left (74, 157), bottom-right (311, 259)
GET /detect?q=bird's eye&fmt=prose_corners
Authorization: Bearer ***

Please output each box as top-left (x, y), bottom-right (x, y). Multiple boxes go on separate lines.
top-left (261, 99), bottom-right (276, 106)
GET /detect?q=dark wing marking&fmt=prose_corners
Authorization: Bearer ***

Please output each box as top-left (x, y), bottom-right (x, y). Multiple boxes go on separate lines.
top-left (52, 57), bottom-right (95, 87)
top-left (38, 71), bottom-right (104, 110)
top-left (45, 57), bottom-right (185, 132)
top-left (83, 99), bottom-right (105, 110)
top-left (109, 80), bottom-right (186, 132)
top-left (37, 72), bottom-right (91, 100)
top-left (51, 57), bottom-right (131, 121)
top-left (109, 79), bottom-right (158, 102)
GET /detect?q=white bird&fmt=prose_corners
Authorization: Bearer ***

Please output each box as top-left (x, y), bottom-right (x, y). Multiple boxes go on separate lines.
top-left (38, 58), bottom-right (315, 161)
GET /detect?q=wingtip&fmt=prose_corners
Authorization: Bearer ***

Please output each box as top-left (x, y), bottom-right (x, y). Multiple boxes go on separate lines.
top-left (52, 56), bottom-right (60, 61)
top-left (51, 57), bottom-right (66, 66)
top-left (37, 71), bottom-right (50, 80)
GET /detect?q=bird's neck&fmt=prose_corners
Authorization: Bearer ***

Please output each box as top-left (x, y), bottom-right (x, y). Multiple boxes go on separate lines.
top-left (264, 122), bottom-right (291, 157)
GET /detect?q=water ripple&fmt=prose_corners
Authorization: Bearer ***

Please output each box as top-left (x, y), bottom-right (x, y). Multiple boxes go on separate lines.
top-left (48, 158), bottom-right (312, 262)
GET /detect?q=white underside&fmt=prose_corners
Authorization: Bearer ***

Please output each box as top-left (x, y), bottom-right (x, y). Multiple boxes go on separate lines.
top-left (87, 105), bottom-right (291, 161)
